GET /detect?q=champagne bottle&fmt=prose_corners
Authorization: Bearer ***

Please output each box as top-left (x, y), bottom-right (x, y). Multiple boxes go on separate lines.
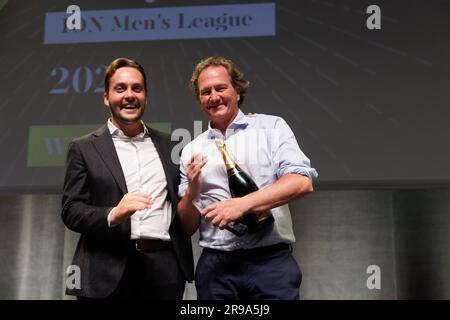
top-left (215, 139), bottom-right (274, 236)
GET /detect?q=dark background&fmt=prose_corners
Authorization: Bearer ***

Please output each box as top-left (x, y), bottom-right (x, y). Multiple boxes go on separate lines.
top-left (0, 0), bottom-right (449, 192)
top-left (0, 0), bottom-right (449, 299)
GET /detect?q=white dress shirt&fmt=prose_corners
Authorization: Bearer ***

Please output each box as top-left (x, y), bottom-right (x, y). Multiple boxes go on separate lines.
top-left (107, 120), bottom-right (171, 241)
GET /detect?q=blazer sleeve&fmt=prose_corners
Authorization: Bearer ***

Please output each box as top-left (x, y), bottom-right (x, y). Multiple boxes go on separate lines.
top-left (61, 140), bottom-right (113, 236)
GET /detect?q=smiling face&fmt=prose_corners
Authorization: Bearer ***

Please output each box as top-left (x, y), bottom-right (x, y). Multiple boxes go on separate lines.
top-left (198, 65), bottom-right (240, 132)
top-left (104, 66), bottom-right (147, 132)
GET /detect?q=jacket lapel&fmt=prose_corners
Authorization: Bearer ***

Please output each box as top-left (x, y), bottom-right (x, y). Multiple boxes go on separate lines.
top-left (91, 124), bottom-right (128, 195)
top-left (147, 126), bottom-right (177, 217)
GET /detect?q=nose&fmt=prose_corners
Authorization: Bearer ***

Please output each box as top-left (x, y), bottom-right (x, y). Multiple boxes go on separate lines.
top-left (209, 89), bottom-right (219, 102)
top-left (124, 88), bottom-right (136, 100)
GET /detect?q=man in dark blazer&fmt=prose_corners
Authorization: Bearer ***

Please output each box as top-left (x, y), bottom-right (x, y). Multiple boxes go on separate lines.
top-left (61, 57), bottom-right (194, 299)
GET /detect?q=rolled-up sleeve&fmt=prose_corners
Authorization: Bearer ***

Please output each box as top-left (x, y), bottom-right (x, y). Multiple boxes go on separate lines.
top-left (270, 117), bottom-right (318, 180)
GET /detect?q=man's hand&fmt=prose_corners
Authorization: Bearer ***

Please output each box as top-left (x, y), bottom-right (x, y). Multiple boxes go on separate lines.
top-left (201, 174), bottom-right (314, 230)
top-left (177, 154), bottom-right (207, 236)
top-left (110, 192), bottom-right (152, 225)
top-left (202, 198), bottom-right (250, 229)
top-left (185, 154), bottom-right (207, 200)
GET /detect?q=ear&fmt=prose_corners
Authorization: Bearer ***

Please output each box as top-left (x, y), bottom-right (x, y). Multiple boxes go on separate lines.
top-left (103, 92), bottom-right (109, 107)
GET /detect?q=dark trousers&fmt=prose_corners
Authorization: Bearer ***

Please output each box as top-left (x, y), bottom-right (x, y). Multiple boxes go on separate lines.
top-left (79, 245), bottom-right (185, 300)
top-left (195, 243), bottom-right (302, 300)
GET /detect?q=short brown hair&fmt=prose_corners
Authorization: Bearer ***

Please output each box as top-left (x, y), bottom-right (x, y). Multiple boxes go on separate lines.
top-left (190, 56), bottom-right (250, 106)
top-left (104, 57), bottom-right (147, 93)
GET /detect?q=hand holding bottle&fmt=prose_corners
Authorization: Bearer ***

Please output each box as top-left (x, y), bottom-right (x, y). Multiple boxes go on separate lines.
top-left (202, 197), bottom-right (250, 229)
top-left (214, 139), bottom-right (274, 236)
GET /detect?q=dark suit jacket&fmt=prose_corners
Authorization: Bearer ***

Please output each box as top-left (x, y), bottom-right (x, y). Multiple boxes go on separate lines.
top-left (61, 124), bottom-right (194, 298)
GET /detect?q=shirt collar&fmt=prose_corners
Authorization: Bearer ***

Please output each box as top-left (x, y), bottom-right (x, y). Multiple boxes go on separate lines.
top-left (107, 119), bottom-right (149, 138)
top-left (207, 109), bottom-right (248, 139)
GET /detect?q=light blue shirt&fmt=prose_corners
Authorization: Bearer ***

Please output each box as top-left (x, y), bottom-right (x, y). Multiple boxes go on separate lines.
top-left (178, 110), bottom-right (318, 250)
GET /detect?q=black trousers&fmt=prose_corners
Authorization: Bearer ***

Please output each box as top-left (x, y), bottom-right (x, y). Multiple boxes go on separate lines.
top-left (195, 243), bottom-right (302, 300)
top-left (79, 245), bottom-right (185, 300)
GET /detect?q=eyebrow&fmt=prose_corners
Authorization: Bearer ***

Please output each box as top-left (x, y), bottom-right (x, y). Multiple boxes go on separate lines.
top-left (113, 82), bottom-right (143, 88)
top-left (200, 83), bottom-right (228, 91)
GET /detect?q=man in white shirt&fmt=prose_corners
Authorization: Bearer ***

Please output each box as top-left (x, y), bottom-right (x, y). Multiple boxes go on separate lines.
top-left (178, 56), bottom-right (317, 299)
top-left (62, 57), bottom-right (193, 299)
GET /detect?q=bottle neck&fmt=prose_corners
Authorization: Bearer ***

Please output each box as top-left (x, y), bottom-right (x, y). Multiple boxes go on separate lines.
top-left (216, 142), bottom-right (236, 170)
